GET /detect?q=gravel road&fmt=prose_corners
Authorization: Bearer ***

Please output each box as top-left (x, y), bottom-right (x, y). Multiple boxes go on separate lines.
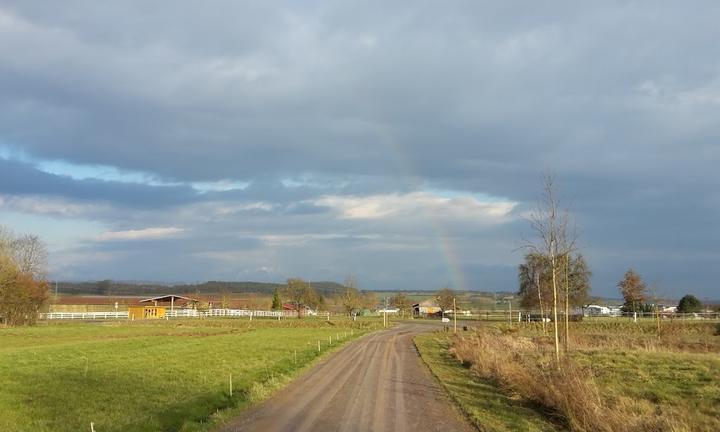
top-left (218, 323), bottom-right (475, 432)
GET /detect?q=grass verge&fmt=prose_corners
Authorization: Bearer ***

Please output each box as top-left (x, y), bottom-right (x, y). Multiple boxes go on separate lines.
top-left (414, 332), bottom-right (560, 432)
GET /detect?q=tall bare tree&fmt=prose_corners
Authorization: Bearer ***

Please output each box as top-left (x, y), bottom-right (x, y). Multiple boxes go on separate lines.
top-left (342, 275), bottom-right (362, 316)
top-left (436, 286), bottom-right (456, 315)
top-left (525, 174), bottom-right (576, 364)
top-left (391, 292), bottom-right (412, 318)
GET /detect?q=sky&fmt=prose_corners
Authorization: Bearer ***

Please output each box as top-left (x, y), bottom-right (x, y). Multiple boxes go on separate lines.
top-left (0, 1), bottom-right (718, 299)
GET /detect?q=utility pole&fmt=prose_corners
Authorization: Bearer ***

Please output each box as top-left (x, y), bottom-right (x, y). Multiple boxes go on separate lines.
top-left (383, 297), bottom-right (388, 327)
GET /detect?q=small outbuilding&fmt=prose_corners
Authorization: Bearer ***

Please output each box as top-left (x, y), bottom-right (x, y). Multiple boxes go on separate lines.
top-left (412, 300), bottom-right (442, 318)
top-left (128, 305), bottom-right (166, 320)
top-left (139, 294), bottom-right (196, 311)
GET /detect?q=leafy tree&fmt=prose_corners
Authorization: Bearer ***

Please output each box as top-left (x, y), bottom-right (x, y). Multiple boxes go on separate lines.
top-left (0, 227), bottom-right (49, 326)
top-left (519, 253), bottom-right (591, 312)
top-left (618, 269), bottom-right (647, 312)
top-left (436, 287), bottom-right (456, 313)
top-left (271, 288), bottom-right (282, 310)
top-left (391, 292), bottom-right (412, 318)
top-left (284, 278), bottom-right (314, 318)
top-left (303, 284), bottom-right (322, 311)
top-left (518, 253), bottom-right (551, 312)
top-left (677, 294), bottom-right (703, 313)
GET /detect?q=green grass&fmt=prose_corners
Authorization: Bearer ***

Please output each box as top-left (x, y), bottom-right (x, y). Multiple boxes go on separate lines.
top-left (415, 332), bottom-right (561, 432)
top-left (0, 318), bottom-right (380, 432)
top-left (574, 350), bottom-right (720, 430)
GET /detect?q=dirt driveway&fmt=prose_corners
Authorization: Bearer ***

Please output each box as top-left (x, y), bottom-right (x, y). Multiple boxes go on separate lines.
top-left (218, 323), bottom-right (475, 432)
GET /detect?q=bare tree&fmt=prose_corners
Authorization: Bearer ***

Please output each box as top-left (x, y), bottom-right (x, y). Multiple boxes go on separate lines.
top-left (525, 174), bottom-right (576, 364)
top-left (391, 293), bottom-right (412, 318)
top-left (361, 291), bottom-right (378, 311)
top-left (342, 275), bottom-right (362, 316)
top-left (11, 234), bottom-right (48, 280)
top-left (436, 286), bottom-right (456, 315)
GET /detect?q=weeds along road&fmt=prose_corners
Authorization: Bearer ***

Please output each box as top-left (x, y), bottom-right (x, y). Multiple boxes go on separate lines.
top-left (218, 323), bottom-right (474, 432)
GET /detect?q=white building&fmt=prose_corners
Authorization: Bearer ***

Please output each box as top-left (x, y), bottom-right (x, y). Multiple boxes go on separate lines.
top-left (585, 305), bottom-right (611, 316)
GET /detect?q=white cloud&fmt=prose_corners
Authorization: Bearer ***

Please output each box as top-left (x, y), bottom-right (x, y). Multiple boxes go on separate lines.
top-left (0, 195), bottom-right (110, 217)
top-left (314, 191), bottom-right (517, 223)
top-left (96, 227), bottom-right (185, 242)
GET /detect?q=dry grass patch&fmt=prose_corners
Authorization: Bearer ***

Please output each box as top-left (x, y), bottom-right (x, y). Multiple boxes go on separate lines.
top-left (450, 323), bottom-right (719, 432)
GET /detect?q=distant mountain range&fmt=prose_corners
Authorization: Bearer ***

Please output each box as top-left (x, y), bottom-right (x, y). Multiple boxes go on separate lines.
top-left (55, 280), bottom-right (349, 297)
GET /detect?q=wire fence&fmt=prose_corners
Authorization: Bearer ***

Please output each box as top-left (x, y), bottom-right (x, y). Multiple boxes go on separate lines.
top-left (421, 310), bottom-right (720, 323)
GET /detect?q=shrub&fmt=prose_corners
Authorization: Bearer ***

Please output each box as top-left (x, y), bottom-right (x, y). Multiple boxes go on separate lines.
top-left (677, 294), bottom-right (703, 313)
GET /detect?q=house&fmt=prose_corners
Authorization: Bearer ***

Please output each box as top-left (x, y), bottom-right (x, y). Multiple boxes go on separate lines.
top-left (412, 300), bottom-right (442, 317)
top-left (584, 305), bottom-right (611, 316)
top-left (282, 303), bottom-right (317, 316)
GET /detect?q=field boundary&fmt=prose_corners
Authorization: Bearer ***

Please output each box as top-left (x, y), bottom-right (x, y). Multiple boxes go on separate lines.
top-left (413, 333), bottom-right (483, 431)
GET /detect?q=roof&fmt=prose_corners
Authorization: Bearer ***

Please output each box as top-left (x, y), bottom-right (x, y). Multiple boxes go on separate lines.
top-left (51, 296), bottom-right (145, 305)
top-left (139, 295), bottom-right (195, 303)
top-left (418, 299), bottom-right (439, 307)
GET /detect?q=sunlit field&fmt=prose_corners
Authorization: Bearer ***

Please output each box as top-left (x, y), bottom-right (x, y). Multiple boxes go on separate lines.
top-left (0, 317), bottom-right (383, 432)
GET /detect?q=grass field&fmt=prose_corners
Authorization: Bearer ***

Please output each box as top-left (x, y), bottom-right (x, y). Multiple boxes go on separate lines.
top-left (0, 317), bottom-right (382, 432)
top-left (424, 320), bottom-right (720, 432)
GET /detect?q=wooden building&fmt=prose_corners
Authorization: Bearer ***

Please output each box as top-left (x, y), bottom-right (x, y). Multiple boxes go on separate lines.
top-left (127, 305), bottom-right (166, 320)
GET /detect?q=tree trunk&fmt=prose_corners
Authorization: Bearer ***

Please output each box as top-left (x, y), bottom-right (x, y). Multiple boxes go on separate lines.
top-left (551, 249), bottom-right (560, 365)
top-left (535, 271), bottom-right (546, 334)
top-left (564, 253), bottom-right (570, 353)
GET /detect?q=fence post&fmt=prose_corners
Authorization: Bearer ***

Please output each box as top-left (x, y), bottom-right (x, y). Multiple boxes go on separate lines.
top-left (318, 340), bottom-right (321, 352)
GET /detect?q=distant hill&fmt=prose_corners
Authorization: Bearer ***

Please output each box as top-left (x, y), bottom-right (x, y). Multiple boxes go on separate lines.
top-left (55, 280), bottom-right (348, 297)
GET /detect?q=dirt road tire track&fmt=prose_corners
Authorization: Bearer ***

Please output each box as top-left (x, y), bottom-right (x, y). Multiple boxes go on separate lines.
top-left (218, 324), bottom-right (475, 432)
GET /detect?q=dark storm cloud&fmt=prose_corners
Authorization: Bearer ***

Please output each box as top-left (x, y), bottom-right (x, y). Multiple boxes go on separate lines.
top-left (1, 1), bottom-right (719, 297)
top-left (0, 158), bottom-right (198, 207)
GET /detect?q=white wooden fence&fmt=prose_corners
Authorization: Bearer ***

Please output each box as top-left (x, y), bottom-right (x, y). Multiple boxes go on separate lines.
top-left (42, 308), bottom-right (301, 320)
top-left (43, 311), bottom-right (129, 320)
top-left (166, 309), bottom-right (298, 318)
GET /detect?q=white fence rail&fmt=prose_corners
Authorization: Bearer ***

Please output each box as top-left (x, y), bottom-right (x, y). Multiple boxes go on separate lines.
top-left (166, 309), bottom-right (298, 318)
top-left (43, 311), bottom-right (129, 320)
top-left (42, 308), bottom-right (302, 320)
